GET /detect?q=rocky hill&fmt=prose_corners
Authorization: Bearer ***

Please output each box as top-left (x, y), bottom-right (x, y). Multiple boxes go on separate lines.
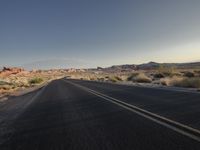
top-left (95, 62), bottom-right (200, 72)
top-left (138, 62), bottom-right (200, 70)
top-left (0, 67), bottom-right (29, 78)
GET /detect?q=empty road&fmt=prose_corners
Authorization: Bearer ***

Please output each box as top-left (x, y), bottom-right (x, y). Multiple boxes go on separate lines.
top-left (0, 79), bottom-right (200, 150)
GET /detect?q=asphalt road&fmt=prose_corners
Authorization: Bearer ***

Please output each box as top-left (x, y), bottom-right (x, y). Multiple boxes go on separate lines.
top-left (0, 79), bottom-right (200, 150)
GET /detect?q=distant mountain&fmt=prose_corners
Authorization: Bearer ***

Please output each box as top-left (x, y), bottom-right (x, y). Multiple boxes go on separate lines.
top-left (95, 62), bottom-right (200, 72)
top-left (21, 59), bottom-right (90, 70)
top-left (3, 61), bottom-right (200, 72)
top-left (103, 64), bottom-right (137, 72)
top-left (139, 62), bottom-right (200, 70)
top-left (137, 61), bottom-right (160, 70)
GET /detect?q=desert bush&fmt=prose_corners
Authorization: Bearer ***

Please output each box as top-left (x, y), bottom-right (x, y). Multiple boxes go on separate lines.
top-left (134, 73), bottom-right (152, 83)
top-left (105, 76), bottom-right (109, 79)
top-left (0, 81), bottom-right (8, 85)
top-left (89, 77), bottom-right (97, 81)
top-left (108, 76), bottom-right (122, 83)
top-left (160, 76), bottom-right (182, 86)
top-left (194, 70), bottom-right (200, 77)
top-left (0, 85), bottom-right (11, 90)
top-left (162, 71), bottom-right (174, 77)
top-left (128, 73), bottom-right (152, 83)
top-left (114, 76), bottom-right (122, 81)
top-left (170, 77), bottom-right (200, 88)
top-left (158, 65), bottom-right (177, 77)
top-left (194, 70), bottom-right (200, 74)
top-left (127, 73), bottom-right (139, 81)
top-left (29, 77), bottom-right (43, 84)
top-left (108, 77), bottom-right (117, 83)
top-left (183, 71), bottom-right (195, 78)
top-left (160, 78), bottom-right (168, 86)
top-left (0, 80), bottom-right (16, 90)
top-left (0, 84), bottom-right (17, 90)
top-left (160, 80), bottom-right (167, 86)
top-left (153, 73), bottom-right (165, 78)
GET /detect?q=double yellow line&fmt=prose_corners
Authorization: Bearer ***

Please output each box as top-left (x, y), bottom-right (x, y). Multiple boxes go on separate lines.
top-left (63, 79), bottom-right (200, 142)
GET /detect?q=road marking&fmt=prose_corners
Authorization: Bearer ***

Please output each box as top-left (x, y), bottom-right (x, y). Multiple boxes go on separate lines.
top-left (63, 79), bottom-right (200, 142)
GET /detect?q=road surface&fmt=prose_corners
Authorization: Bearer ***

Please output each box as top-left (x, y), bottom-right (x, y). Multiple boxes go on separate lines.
top-left (0, 79), bottom-right (200, 150)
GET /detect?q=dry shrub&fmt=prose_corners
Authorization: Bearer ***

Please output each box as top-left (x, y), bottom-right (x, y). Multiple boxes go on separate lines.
top-left (114, 76), bottom-right (122, 81)
top-left (0, 85), bottom-right (12, 90)
top-left (108, 76), bottom-right (122, 83)
top-left (183, 71), bottom-right (195, 78)
top-left (158, 65), bottom-right (177, 77)
top-left (172, 77), bottom-right (200, 88)
top-left (160, 79), bottom-right (168, 86)
top-left (160, 76), bottom-right (183, 86)
top-left (194, 70), bottom-right (200, 77)
top-left (127, 73), bottom-right (139, 81)
top-left (29, 77), bottom-right (43, 84)
top-left (89, 77), bottom-right (95, 81)
top-left (161, 76), bottom-right (200, 88)
top-left (0, 81), bottom-right (16, 91)
top-left (153, 73), bottom-right (165, 79)
top-left (128, 73), bottom-right (152, 83)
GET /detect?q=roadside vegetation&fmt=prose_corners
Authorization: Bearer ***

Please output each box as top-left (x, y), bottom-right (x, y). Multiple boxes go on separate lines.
top-left (29, 77), bottom-right (43, 84)
top-left (70, 68), bottom-right (200, 91)
top-left (170, 77), bottom-right (200, 88)
top-left (0, 67), bottom-right (67, 97)
top-left (1, 66), bottom-right (200, 98)
top-left (83, 68), bottom-right (200, 92)
top-left (127, 73), bottom-right (152, 83)
top-left (108, 76), bottom-right (122, 83)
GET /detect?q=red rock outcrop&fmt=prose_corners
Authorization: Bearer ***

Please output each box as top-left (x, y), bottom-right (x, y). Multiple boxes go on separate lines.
top-left (0, 67), bottom-right (26, 77)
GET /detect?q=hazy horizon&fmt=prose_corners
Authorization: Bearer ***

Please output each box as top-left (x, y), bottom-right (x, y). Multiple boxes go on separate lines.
top-left (1, 0), bottom-right (200, 69)
top-left (1, 59), bottom-right (200, 70)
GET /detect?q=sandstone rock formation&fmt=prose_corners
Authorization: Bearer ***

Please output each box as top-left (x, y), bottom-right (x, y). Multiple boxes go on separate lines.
top-left (0, 67), bottom-right (26, 77)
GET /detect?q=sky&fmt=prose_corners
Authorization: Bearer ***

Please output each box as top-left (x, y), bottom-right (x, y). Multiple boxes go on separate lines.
top-left (0, 0), bottom-right (200, 69)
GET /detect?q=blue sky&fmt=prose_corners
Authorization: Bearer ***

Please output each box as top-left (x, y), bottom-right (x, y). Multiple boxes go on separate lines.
top-left (0, 0), bottom-right (200, 69)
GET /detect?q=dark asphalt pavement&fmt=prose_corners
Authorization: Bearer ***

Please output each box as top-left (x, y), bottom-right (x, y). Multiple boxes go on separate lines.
top-left (72, 79), bottom-right (200, 130)
top-left (0, 79), bottom-right (200, 150)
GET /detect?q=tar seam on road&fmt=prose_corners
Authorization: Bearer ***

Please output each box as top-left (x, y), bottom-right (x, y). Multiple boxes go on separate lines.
top-left (63, 79), bottom-right (200, 142)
